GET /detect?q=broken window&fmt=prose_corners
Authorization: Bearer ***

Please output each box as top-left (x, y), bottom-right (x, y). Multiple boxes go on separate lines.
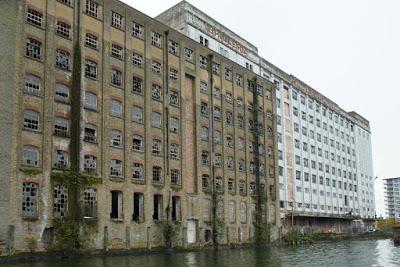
top-left (132, 53), bottom-right (143, 67)
top-left (24, 74), bottom-right (41, 96)
top-left (53, 150), bottom-right (69, 169)
top-left (152, 84), bottom-right (162, 100)
top-left (54, 83), bottom-right (69, 102)
top-left (213, 106), bottom-right (221, 120)
top-left (111, 12), bottom-right (123, 28)
top-left (151, 31), bottom-right (162, 47)
top-left (168, 40), bottom-right (179, 55)
top-left (199, 55), bottom-right (207, 68)
top-left (172, 196), bottom-right (181, 221)
top-left (170, 143), bottom-right (180, 159)
top-left (110, 191), bottom-right (123, 220)
top-left (152, 139), bottom-right (161, 155)
top-left (153, 195), bottom-right (163, 220)
top-left (202, 174), bottom-right (210, 189)
top-left (111, 43), bottom-right (123, 59)
top-left (84, 124), bottom-right (97, 142)
top-left (169, 68), bottom-right (178, 80)
top-left (212, 62), bottom-right (220, 75)
top-left (83, 188), bottom-right (97, 218)
top-left (200, 102), bottom-right (209, 116)
top-left (239, 180), bottom-right (246, 195)
top-left (185, 48), bottom-right (194, 62)
top-left (169, 117), bottom-right (179, 133)
top-left (54, 117), bottom-right (69, 137)
top-left (224, 68), bottom-right (232, 81)
top-left (228, 178), bottom-right (235, 193)
top-left (201, 151), bottom-right (209, 165)
top-left (152, 61), bottom-right (161, 74)
top-left (171, 169), bottom-right (180, 185)
top-left (226, 134), bottom-right (233, 148)
top-left (152, 166), bottom-right (162, 183)
top-left (214, 153), bottom-right (222, 167)
top-left (54, 185), bottom-right (68, 218)
top-left (200, 81), bottom-right (208, 93)
top-left (26, 38), bottom-right (42, 60)
top-left (56, 21), bottom-right (71, 38)
top-left (110, 129), bottom-right (122, 147)
top-left (83, 155), bottom-right (97, 174)
top-left (22, 182), bottom-right (38, 218)
top-left (110, 159), bottom-right (123, 177)
top-left (111, 69), bottom-right (122, 86)
top-left (85, 59), bottom-right (97, 78)
top-left (226, 156), bottom-right (234, 169)
top-left (27, 8), bottom-right (43, 27)
top-left (214, 176), bottom-right (223, 191)
top-left (55, 49), bottom-right (70, 70)
top-left (170, 90), bottom-right (179, 106)
top-left (85, 0), bottom-right (99, 18)
top-left (23, 109), bottom-right (39, 130)
top-left (85, 33), bottom-right (98, 49)
top-left (226, 111), bottom-right (233, 125)
top-left (132, 163), bottom-right (143, 181)
top-left (132, 192), bottom-right (144, 221)
top-left (132, 135), bottom-right (143, 152)
top-left (132, 22), bottom-right (144, 38)
top-left (132, 76), bottom-right (143, 94)
top-left (22, 145), bottom-right (39, 167)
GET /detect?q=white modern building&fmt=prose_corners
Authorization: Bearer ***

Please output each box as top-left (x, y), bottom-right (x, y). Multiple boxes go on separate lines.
top-left (384, 177), bottom-right (400, 221)
top-left (157, 1), bottom-right (375, 230)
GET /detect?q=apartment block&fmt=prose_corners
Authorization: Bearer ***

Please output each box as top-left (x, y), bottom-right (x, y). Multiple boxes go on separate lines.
top-left (157, 0), bottom-right (375, 232)
top-left (384, 177), bottom-right (400, 221)
top-left (0, 0), bottom-right (280, 255)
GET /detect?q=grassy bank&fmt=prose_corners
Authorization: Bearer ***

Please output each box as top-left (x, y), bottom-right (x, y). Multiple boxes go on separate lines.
top-left (282, 229), bottom-right (392, 245)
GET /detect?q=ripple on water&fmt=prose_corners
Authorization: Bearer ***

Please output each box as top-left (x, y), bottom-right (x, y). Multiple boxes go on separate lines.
top-left (2, 239), bottom-right (400, 267)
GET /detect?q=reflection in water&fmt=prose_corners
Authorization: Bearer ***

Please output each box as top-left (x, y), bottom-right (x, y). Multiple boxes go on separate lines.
top-left (2, 239), bottom-right (400, 267)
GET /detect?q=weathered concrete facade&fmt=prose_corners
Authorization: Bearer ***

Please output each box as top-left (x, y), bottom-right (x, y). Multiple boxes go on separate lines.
top-left (157, 1), bottom-right (376, 232)
top-left (0, 0), bottom-right (279, 255)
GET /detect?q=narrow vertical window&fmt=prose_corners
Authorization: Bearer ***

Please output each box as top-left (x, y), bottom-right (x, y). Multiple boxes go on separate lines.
top-left (22, 182), bottom-right (38, 218)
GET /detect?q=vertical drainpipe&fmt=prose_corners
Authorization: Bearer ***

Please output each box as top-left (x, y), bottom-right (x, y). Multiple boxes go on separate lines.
top-left (252, 77), bottom-right (262, 244)
top-left (208, 54), bottom-right (218, 248)
top-left (69, 0), bottom-right (82, 221)
top-left (164, 30), bottom-right (171, 221)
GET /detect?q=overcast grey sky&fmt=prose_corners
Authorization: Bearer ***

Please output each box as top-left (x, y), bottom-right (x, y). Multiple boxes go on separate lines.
top-left (122, 0), bottom-right (400, 217)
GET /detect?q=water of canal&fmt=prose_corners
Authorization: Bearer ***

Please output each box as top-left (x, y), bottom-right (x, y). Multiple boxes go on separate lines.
top-left (3, 238), bottom-right (400, 267)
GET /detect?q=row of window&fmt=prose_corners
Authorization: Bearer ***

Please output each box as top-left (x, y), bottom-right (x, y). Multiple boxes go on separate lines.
top-left (291, 108), bottom-right (356, 143)
top-left (24, 180), bottom-right (254, 223)
top-left (281, 200), bottom-right (359, 213)
top-left (294, 171), bottom-right (358, 192)
top-left (289, 88), bottom-right (355, 131)
top-left (26, 5), bottom-right (271, 97)
top-left (293, 155), bottom-right (357, 176)
top-left (23, 182), bottom-right (182, 221)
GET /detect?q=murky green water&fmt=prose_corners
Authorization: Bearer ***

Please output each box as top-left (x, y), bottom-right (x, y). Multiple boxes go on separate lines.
top-left (2, 239), bottom-right (400, 267)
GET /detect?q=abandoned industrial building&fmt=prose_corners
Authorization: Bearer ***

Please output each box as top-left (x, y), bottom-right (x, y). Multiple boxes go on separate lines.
top-left (0, 0), bottom-right (280, 255)
top-left (0, 0), bottom-right (375, 256)
top-left (157, 1), bottom-right (375, 232)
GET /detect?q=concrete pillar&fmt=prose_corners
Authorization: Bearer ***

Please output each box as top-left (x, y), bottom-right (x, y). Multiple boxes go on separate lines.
top-left (103, 226), bottom-right (108, 250)
top-left (125, 226), bottom-right (130, 249)
top-left (7, 225), bottom-right (14, 255)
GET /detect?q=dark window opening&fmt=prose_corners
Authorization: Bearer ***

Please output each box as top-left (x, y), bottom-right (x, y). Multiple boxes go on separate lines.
top-left (153, 195), bottom-right (162, 221)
